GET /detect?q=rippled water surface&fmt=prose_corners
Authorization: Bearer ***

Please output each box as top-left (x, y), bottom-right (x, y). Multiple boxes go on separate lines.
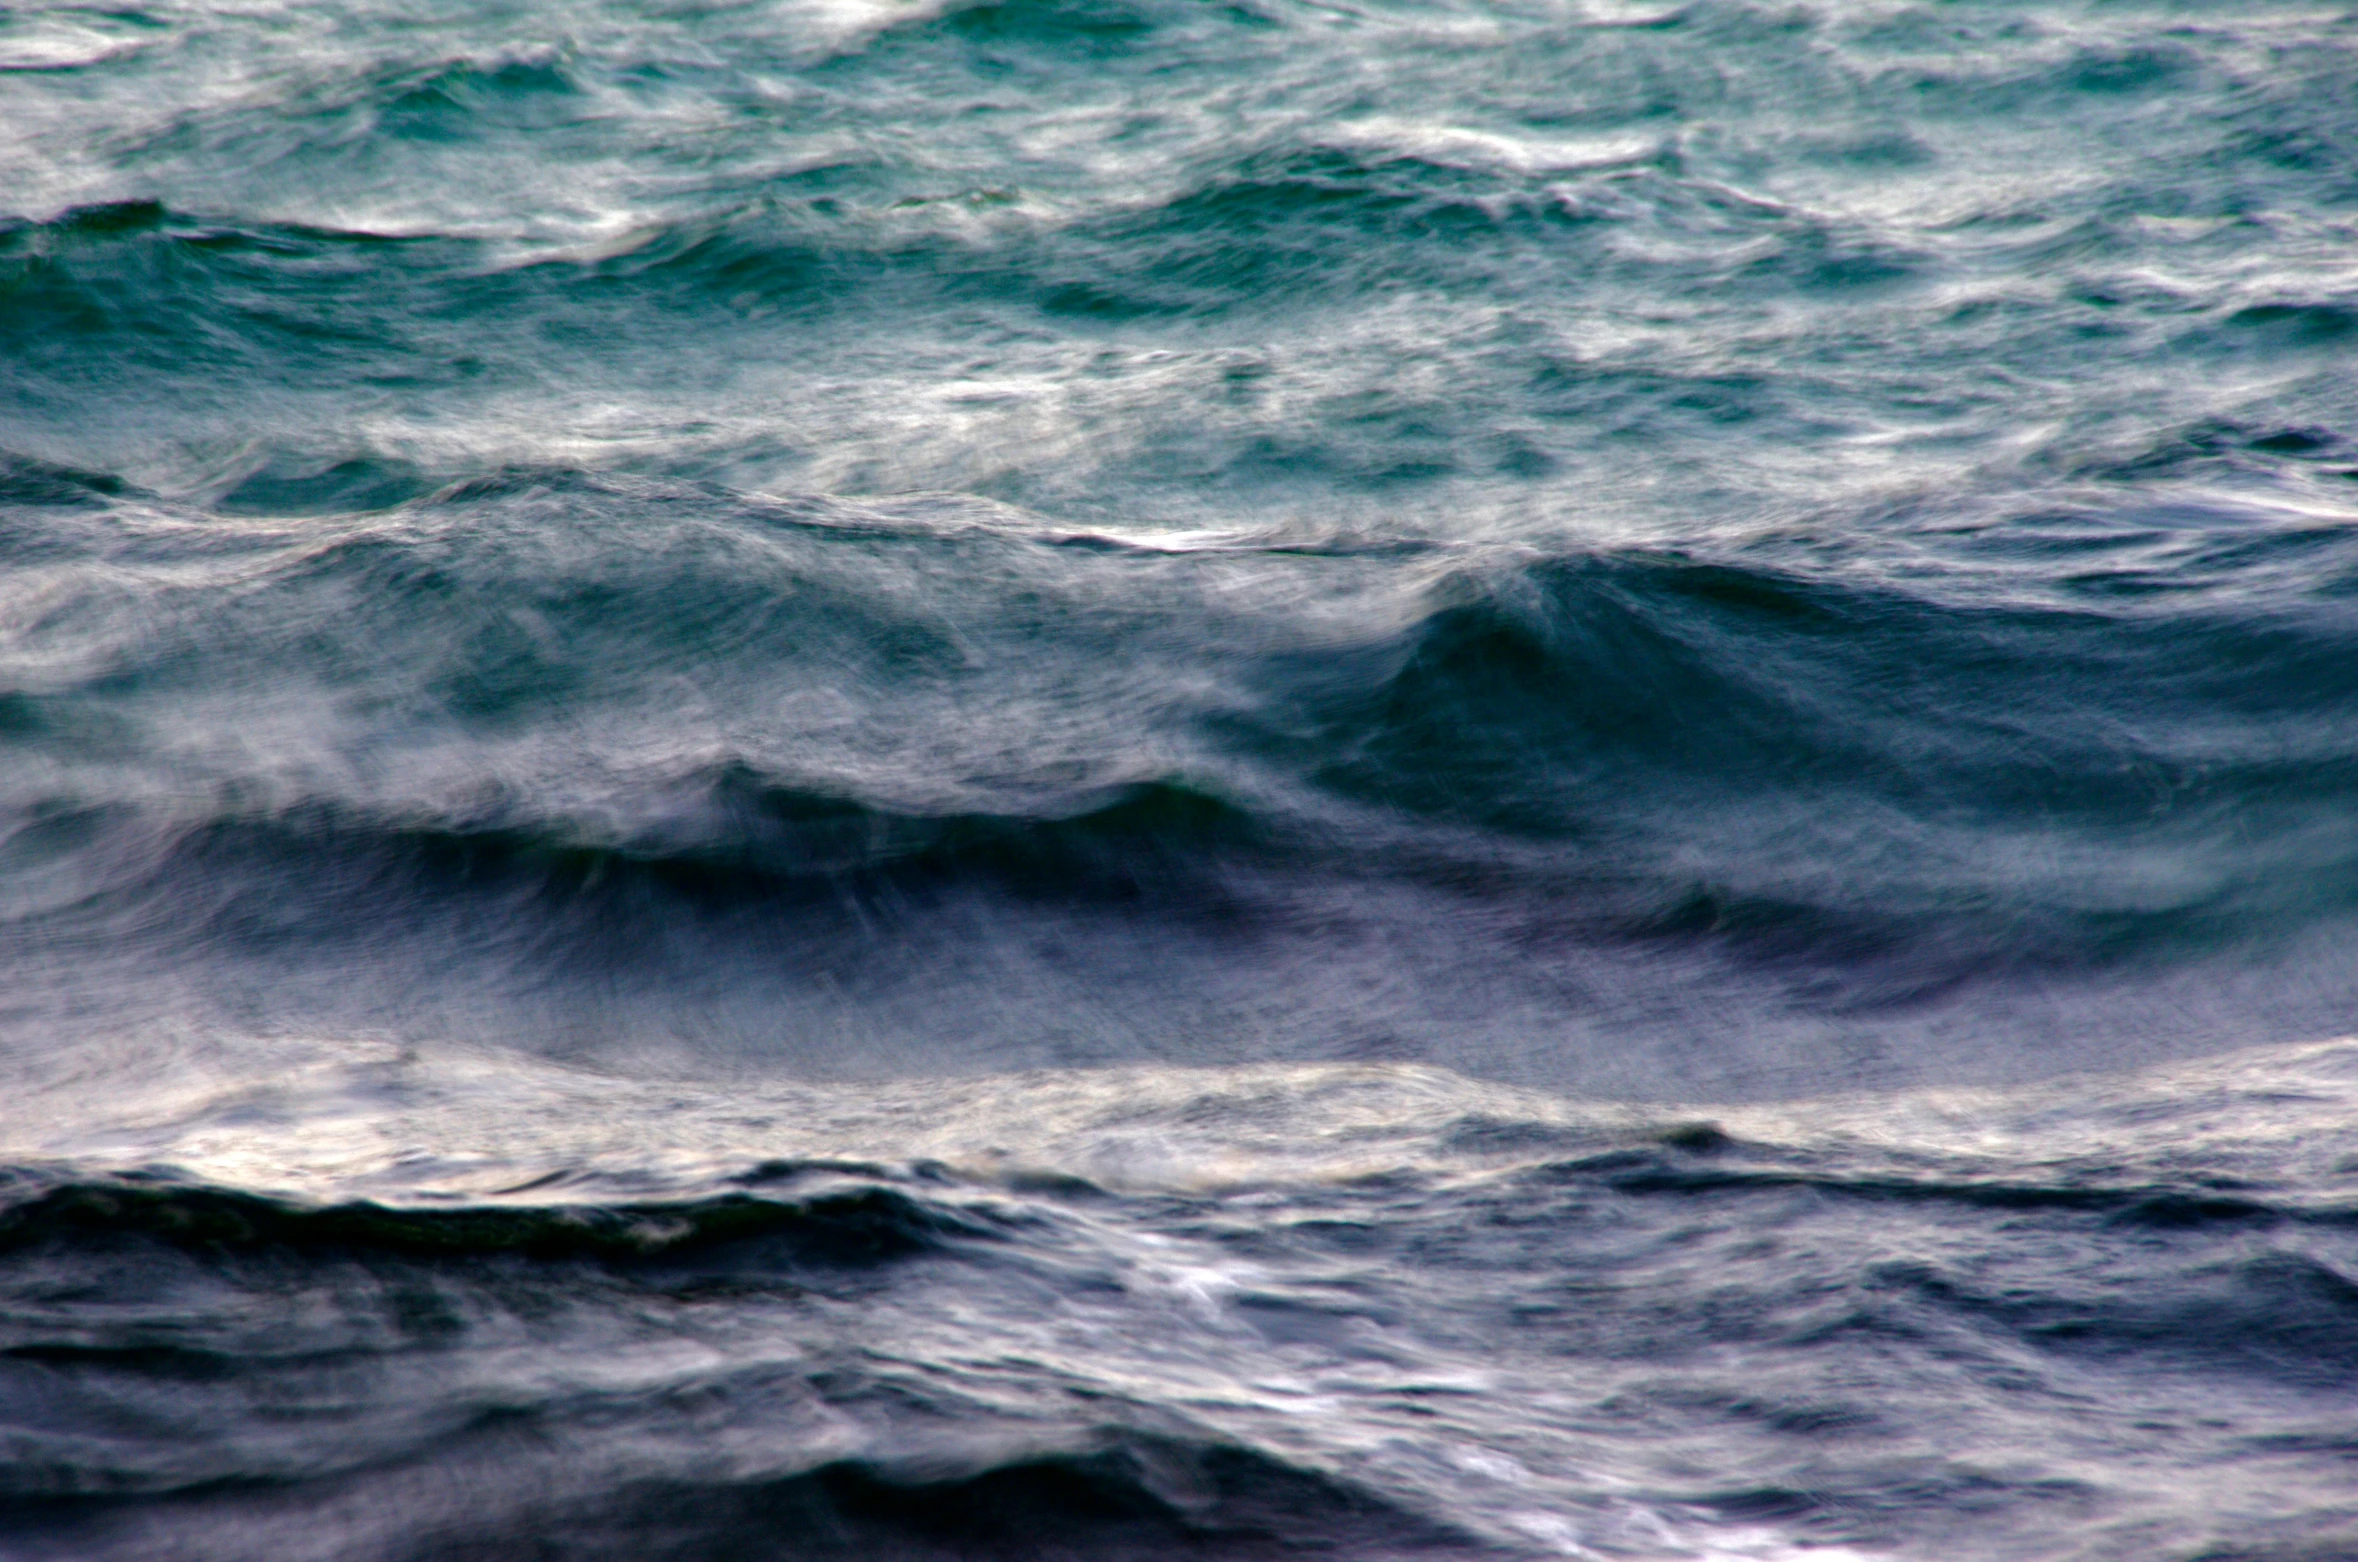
top-left (4, 0), bottom-right (2357, 1556)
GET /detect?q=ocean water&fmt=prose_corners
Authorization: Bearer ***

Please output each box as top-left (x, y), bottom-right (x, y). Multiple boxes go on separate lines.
top-left (4, 0), bottom-right (2358, 1555)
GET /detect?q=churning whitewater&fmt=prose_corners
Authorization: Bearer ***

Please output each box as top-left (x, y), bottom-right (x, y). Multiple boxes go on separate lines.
top-left (3, 0), bottom-right (2357, 1556)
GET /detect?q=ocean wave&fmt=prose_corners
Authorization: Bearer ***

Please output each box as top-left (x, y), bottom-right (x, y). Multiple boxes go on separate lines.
top-left (4, 1044), bottom-right (2358, 1557)
top-left (0, 1174), bottom-right (1002, 1266)
top-left (8, 473), bottom-right (2358, 1010)
top-left (6, 1421), bottom-right (1483, 1561)
top-left (11, 0), bottom-right (2358, 1554)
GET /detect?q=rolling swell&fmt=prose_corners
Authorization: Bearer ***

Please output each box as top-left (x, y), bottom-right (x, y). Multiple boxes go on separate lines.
top-left (6, 1041), bottom-right (2358, 1559)
top-left (0, 1156), bottom-right (1474, 1558)
top-left (1306, 549), bottom-right (2358, 927)
top-left (9, 0), bottom-right (2358, 1553)
top-left (9, 472), bottom-right (2358, 1087)
top-left (56, 543), bottom-right (2358, 945)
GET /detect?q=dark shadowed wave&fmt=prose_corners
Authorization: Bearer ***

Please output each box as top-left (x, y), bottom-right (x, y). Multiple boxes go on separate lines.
top-left (11, 472), bottom-right (2358, 974)
top-left (7, 1429), bottom-right (1482, 1562)
top-left (6, 1066), bottom-right (2358, 1561)
top-left (8, 3), bottom-right (2358, 1552)
top-left (0, 1173), bottom-right (1004, 1267)
top-left (9, 470), bottom-right (2358, 1095)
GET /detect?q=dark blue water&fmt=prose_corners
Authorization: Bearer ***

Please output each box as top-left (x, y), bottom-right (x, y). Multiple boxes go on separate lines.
top-left (4, 1), bottom-right (2358, 1556)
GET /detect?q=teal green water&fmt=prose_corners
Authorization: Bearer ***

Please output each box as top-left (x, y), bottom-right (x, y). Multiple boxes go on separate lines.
top-left (3, 1), bottom-right (2358, 1557)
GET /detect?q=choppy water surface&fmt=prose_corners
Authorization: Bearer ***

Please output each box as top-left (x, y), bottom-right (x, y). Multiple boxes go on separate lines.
top-left (3, 0), bottom-right (2357, 1556)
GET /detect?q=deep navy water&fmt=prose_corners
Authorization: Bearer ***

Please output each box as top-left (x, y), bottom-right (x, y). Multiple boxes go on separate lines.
top-left (4, 0), bottom-right (2358, 1556)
